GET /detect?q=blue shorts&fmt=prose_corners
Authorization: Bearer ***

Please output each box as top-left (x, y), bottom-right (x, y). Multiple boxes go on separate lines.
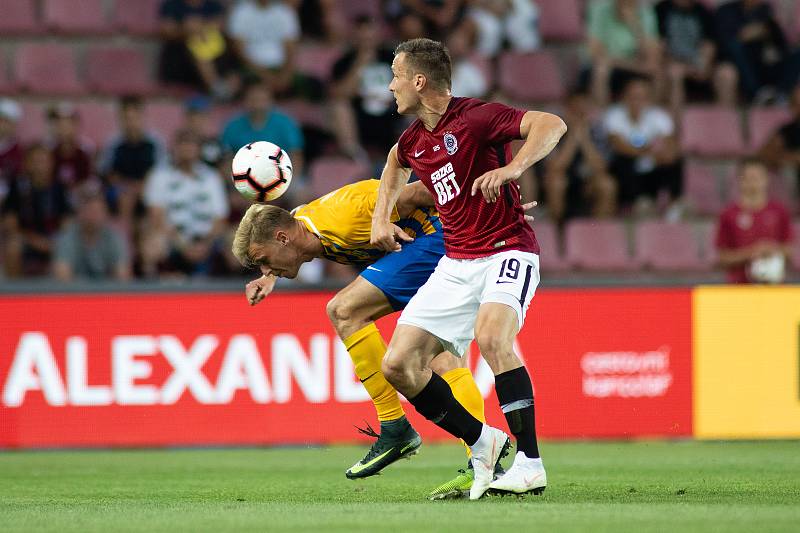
top-left (359, 231), bottom-right (445, 311)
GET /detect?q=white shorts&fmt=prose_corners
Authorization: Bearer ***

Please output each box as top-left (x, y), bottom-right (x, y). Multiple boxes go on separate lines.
top-left (397, 250), bottom-right (540, 357)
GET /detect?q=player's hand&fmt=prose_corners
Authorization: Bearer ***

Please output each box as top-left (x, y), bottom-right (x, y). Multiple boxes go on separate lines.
top-left (245, 275), bottom-right (276, 306)
top-left (471, 165), bottom-right (520, 203)
top-left (522, 200), bottom-right (538, 223)
top-left (370, 220), bottom-right (413, 252)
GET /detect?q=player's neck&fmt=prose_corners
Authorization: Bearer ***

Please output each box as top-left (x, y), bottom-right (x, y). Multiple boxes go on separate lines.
top-left (295, 219), bottom-right (324, 258)
top-left (417, 94), bottom-right (453, 131)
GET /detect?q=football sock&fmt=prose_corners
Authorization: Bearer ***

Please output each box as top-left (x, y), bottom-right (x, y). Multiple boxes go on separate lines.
top-left (495, 366), bottom-right (540, 458)
top-left (442, 367), bottom-right (485, 458)
top-left (343, 323), bottom-right (404, 422)
top-left (408, 372), bottom-right (483, 446)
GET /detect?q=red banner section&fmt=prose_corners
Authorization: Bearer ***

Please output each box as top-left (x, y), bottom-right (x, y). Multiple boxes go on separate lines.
top-left (0, 289), bottom-right (692, 448)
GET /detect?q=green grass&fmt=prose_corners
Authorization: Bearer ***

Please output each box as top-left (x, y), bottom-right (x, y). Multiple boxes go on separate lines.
top-left (1, 441), bottom-right (799, 532)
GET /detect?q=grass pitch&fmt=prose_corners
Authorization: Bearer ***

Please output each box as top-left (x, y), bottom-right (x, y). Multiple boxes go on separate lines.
top-left (1, 441), bottom-right (799, 532)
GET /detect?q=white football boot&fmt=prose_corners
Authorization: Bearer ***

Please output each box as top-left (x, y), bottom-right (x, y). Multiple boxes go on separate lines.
top-left (468, 425), bottom-right (510, 500)
top-left (488, 451), bottom-right (547, 496)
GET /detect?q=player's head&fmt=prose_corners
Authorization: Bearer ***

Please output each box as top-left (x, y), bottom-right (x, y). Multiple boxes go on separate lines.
top-left (738, 157), bottom-right (769, 203)
top-left (391, 38), bottom-right (452, 114)
top-left (233, 203), bottom-right (306, 279)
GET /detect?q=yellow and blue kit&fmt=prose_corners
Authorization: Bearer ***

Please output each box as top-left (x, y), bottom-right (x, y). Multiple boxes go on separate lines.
top-left (293, 179), bottom-right (444, 310)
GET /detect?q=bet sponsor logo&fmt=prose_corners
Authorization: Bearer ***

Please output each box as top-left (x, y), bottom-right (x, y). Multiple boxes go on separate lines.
top-left (581, 346), bottom-right (673, 398)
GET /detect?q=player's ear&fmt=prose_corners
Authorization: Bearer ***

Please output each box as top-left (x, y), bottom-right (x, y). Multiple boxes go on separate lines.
top-left (414, 73), bottom-right (426, 92)
top-left (275, 230), bottom-right (289, 245)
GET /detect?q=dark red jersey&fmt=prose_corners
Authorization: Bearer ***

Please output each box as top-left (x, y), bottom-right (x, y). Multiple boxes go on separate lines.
top-left (396, 97), bottom-right (539, 259)
top-left (716, 200), bottom-right (793, 283)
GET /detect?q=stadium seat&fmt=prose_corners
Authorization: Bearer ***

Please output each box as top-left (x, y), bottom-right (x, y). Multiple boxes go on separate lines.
top-left (295, 44), bottom-right (343, 82)
top-left (564, 219), bottom-right (637, 270)
top-left (14, 44), bottom-right (83, 95)
top-left (538, 0), bottom-right (583, 41)
top-left (0, 54), bottom-right (17, 94)
top-left (684, 161), bottom-right (724, 216)
top-left (17, 102), bottom-right (48, 144)
top-left (277, 100), bottom-right (329, 132)
top-left (498, 51), bottom-right (564, 103)
top-left (74, 102), bottom-right (118, 149)
top-left (533, 220), bottom-right (570, 271)
top-left (144, 102), bottom-right (184, 144)
top-left (44, 0), bottom-right (110, 34)
top-left (635, 221), bottom-right (708, 271)
top-left (681, 106), bottom-right (746, 157)
top-left (112, 0), bottom-right (161, 35)
top-left (748, 107), bottom-right (792, 151)
top-left (309, 157), bottom-right (371, 197)
top-left (86, 47), bottom-right (156, 96)
top-left (0, 0), bottom-right (40, 34)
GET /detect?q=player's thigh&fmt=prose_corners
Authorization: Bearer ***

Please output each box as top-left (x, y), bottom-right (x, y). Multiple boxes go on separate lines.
top-left (429, 351), bottom-right (468, 374)
top-left (328, 275), bottom-right (395, 323)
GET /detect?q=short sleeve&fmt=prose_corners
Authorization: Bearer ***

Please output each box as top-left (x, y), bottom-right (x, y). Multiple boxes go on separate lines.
top-left (143, 168), bottom-right (168, 208)
top-left (227, 4), bottom-right (247, 37)
top-left (280, 5), bottom-right (300, 40)
top-left (603, 107), bottom-right (628, 137)
top-left (650, 109), bottom-right (675, 137)
top-left (395, 131), bottom-right (411, 168)
top-left (586, 1), bottom-right (607, 39)
top-left (465, 101), bottom-right (525, 145)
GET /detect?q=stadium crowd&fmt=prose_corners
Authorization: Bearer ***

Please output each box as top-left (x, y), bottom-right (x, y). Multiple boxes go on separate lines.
top-left (0, 0), bottom-right (799, 283)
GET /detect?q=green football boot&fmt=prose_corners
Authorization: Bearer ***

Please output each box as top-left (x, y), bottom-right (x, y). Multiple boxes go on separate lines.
top-left (428, 439), bottom-right (511, 500)
top-left (345, 416), bottom-right (422, 479)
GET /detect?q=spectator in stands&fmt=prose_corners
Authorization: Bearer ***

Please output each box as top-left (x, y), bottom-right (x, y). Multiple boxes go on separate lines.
top-left (716, 158), bottom-right (793, 283)
top-left (158, 0), bottom-right (241, 100)
top-left (759, 84), bottom-right (800, 188)
top-left (297, 0), bottom-right (343, 42)
top-left (604, 77), bottom-right (684, 219)
top-left (543, 91), bottom-right (617, 224)
top-left (53, 183), bottom-right (131, 282)
top-left (330, 15), bottom-right (401, 161)
top-left (221, 81), bottom-right (304, 176)
top-left (448, 25), bottom-right (489, 98)
top-left (182, 95), bottom-right (225, 170)
top-left (714, 0), bottom-right (800, 103)
top-left (385, 0), bottom-right (467, 41)
top-left (462, 0), bottom-right (541, 58)
top-left (655, 0), bottom-right (739, 111)
top-left (47, 103), bottom-right (93, 190)
top-left (228, 0), bottom-right (301, 96)
top-left (2, 144), bottom-right (71, 278)
top-left (585, 0), bottom-right (662, 106)
top-left (99, 96), bottom-right (166, 229)
top-left (141, 129), bottom-right (229, 277)
top-left (0, 98), bottom-right (23, 203)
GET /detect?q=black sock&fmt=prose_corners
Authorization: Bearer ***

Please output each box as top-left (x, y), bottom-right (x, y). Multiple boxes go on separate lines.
top-left (408, 372), bottom-right (483, 445)
top-left (495, 366), bottom-right (540, 458)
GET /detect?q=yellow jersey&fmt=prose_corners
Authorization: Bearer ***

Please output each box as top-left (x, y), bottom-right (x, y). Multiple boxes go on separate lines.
top-left (293, 179), bottom-right (441, 266)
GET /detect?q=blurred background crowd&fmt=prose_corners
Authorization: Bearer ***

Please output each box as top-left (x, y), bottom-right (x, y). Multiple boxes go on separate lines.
top-left (1, 0), bottom-right (799, 285)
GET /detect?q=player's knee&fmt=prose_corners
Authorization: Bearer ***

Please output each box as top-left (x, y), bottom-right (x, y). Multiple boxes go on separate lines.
top-left (325, 295), bottom-right (353, 328)
top-left (475, 332), bottom-right (513, 362)
top-left (381, 355), bottom-right (405, 387)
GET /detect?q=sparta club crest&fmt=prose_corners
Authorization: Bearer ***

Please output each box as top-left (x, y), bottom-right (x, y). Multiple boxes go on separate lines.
top-left (444, 132), bottom-right (458, 155)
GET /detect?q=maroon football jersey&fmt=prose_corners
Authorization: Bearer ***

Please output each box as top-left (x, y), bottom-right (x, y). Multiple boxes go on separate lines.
top-left (715, 200), bottom-right (793, 283)
top-left (396, 97), bottom-right (539, 258)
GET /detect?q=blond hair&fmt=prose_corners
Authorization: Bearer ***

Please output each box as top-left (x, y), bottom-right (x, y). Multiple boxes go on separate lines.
top-left (232, 203), bottom-right (294, 267)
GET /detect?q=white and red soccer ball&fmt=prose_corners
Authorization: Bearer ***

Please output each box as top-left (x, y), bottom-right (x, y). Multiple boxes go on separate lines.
top-left (231, 141), bottom-right (293, 202)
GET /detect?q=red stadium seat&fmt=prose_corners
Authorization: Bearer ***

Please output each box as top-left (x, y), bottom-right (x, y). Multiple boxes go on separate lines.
top-left (0, 0), bottom-right (40, 34)
top-left (309, 157), bottom-right (371, 197)
top-left (564, 219), bottom-right (637, 271)
top-left (112, 0), bottom-right (161, 35)
top-left (681, 106), bottom-right (746, 157)
top-left (748, 107), bottom-right (792, 151)
top-left (684, 161), bottom-right (724, 216)
top-left (635, 221), bottom-right (708, 271)
top-left (278, 100), bottom-right (330, 132)
top-left (74, 102), bottom-right (118, 149)
top-left (14, 44), bottom-right (83, 95)
top-left (498, 51), bottom-right (564, 103)
top-left (295, 44), bottom-right (343, 82)
top-left (44, 0), bottom-right (110, 34)
top-left (533, 220), bottom-right (570, 271)
top-left (538, 0), bottom-right (583, 41)
top-left (17, 102), bottom-right (48, 144)
top-left (86, 47), bottom-right (156, 96)
top-left (144, 102), bottom-right (185, 144)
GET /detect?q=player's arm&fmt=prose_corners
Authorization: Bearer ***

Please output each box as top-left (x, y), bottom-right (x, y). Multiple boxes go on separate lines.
top-left (396, 181), bottom-right (435, 217)
top-left (371, 144), bottom-right (413, 251)
top-left (472, 111), bottom-right (567, 202)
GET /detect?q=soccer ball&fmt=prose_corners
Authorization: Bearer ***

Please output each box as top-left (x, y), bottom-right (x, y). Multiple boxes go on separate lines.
top-left (231, 141), bottom-right (293, 202)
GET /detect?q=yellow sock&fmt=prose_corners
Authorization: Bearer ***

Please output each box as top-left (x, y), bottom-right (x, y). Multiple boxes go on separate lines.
top-left (343, 323), bottom-right (404, 422)
top-left (442, 367), bottom-right (485, 458)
